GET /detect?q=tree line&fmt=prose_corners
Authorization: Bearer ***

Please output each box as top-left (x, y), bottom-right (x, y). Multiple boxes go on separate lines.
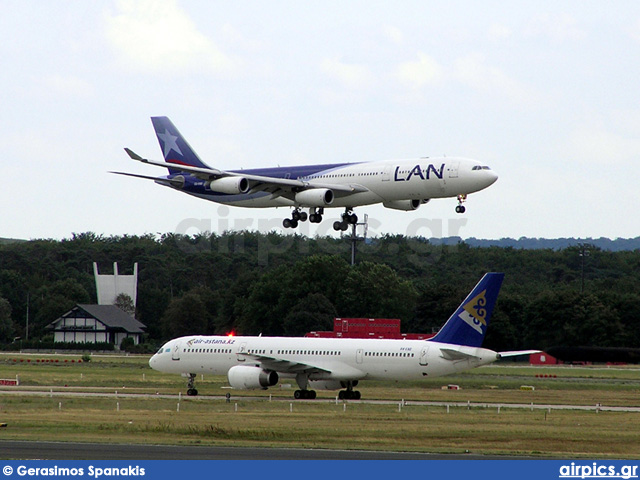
top-left (0, 231), bottom-right (639, 352)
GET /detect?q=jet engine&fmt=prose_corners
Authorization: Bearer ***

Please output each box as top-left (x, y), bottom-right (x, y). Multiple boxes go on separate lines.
top-left (294, 188), bottom-right (334, 206)
top-left (382, 199), bottom-right (421, 211)
top-left (206, 176), bottom-right (250, 194)
top-left (227, 365), bottom-right (279, 390)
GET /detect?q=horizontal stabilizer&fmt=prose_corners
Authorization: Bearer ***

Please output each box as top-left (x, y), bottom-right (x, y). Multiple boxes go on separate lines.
top-left (498, 350), bottom-right (541, 358)
top-left (439, 348), bottom-right (481, 361)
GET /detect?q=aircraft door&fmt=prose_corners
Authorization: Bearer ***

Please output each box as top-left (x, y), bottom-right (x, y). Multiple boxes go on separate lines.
top-left (237, 342), bottom-right (247, 362)
top-left (447, 160), bottom-right (460, 179)
top-left (356, 348), bottom-right (363, 364)
top-left (419, 347), bottom-right (429, 366)
top-left (172, 342), bottom-right (181, 361)
top-left (382, 164), bottom-right (391, 181)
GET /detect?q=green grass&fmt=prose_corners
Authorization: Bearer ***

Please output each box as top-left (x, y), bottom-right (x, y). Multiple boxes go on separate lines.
top-left (1, 354), bottom-right (640, 458)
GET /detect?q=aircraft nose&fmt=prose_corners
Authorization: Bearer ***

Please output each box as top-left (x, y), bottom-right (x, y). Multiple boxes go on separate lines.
top-left (149, 354), bottom-right (157, 369)
top-left (486, 169), bottom-right (498, 186)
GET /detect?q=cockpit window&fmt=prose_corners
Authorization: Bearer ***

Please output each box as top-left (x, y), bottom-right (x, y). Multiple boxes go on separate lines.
top-left (472, 166), bottom-right (491, 170)
top-left (156, 348), bottom-right (164, 354)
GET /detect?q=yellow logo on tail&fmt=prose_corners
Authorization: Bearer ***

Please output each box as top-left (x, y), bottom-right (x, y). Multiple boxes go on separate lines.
top-left (458, 290), bottom-right (488, 334)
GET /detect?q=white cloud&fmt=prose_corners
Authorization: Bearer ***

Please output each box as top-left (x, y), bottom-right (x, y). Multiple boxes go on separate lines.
top-left (562, 122), bottom-right (640, 166)
top-left (320, 58), bottom-right (374, 90)
top-left (44, 74), bottom-right (94, 98)
top-left (104, 0), bottom-right (237, 74)
top-left (452, 53), bottom-right (543, 107)
top-left (524, 13), bottom-right (586, 42)
top-left (488, 23), bottom-right (512, 41)
top-left (395, 52), bottom-right (444, 89)
top-left (383, 25), bottom-right (404, 45)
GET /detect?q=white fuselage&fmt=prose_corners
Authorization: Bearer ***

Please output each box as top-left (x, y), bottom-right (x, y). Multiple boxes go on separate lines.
top-left (149, 335), bottom-right (499, 387)
top-left (175, 157), bottom-right (498, 209)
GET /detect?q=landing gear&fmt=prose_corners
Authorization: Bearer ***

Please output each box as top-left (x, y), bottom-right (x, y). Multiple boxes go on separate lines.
top-left (293, 373), bottom-right (317, 400)
top-left (294, 389), bottom-right (317, 399)
top-left (186, 373), bottom-right (198, 396)
top-left (455, 194), bottom-right (467, 214)
top-left (338, 381), bottom-right (360, 400)
top-left (309, 207), bottom-right (324, 223)
top-left (333, 208), bottom-right (358, 231)
top-left (283, 208), bottom-right (322, 228)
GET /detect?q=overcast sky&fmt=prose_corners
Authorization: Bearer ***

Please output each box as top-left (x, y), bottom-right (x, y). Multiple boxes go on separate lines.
top-left (2, 1), bottom-right (639, 241)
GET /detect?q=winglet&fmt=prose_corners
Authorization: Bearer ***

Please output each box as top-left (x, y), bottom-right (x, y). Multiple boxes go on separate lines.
top-left (124, 148), bottom-right (145, 162)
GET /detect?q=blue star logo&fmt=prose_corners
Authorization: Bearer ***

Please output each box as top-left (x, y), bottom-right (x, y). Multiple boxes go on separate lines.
top-left (157, 129), bottom-right (183, 158)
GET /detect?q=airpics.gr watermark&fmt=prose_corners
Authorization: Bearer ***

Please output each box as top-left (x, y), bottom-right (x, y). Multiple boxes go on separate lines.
top-left (172, 205), bottom-right (469, 265)
top-left (559, 463), bottom-right (638, 479)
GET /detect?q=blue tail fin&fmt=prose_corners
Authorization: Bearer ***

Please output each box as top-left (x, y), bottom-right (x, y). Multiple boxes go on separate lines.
top-left (429, 272), bottom-right (504, 347)
top-left (150, 116), bottom-right (211, 173)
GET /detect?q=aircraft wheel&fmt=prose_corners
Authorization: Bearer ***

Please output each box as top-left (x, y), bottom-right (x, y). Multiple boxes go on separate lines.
top-left (299, 212), bottom-right (308, 222)
top-left (292, 210), bottom-right (301, 221)
top-left (340, 221), bottom-right (349, 231)
top-left (294, 390), bottom-right (303, 399)
top-left (187, 388), bottom-right (198, 396)
top-left (290, 219), bottom-right (299, 229)
top-left (354, 391), bottom-right (361, 400)
top-left (283, 218), bottom-right (292, 228)
top-left (333, 221), bottom-right (343, 231)
top-left (455, 205), bottom-right (466, 214)
top-left (309, 390), bottom-right (317, 399)
top-left (348, 213), bottom-right (358, 224)
top-left (338, 390), bottom-right (345, 400)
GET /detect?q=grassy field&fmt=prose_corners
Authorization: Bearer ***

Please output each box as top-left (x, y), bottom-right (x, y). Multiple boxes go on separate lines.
top-left (1, 353), bottom-right (640, 458)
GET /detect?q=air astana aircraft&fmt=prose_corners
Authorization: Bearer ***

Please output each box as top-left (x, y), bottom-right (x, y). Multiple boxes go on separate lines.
top-left (149, 273), bottom-right (537, 399)
top-left (113, 117), bottom-right (498, 230)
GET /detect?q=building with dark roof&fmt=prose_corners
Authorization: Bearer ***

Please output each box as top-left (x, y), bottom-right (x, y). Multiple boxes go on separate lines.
top-left (47, 304), bottom-right (146, 347)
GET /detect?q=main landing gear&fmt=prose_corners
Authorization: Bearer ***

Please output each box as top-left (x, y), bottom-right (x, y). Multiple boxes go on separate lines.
top-left (283, 208), bottom-right (324, 229)
top-left (332, 209), bottom-right (358, 231)
top-left (455, 194), bottom-right (467, 214)
top-left (186, 373), bottom-right (198, 396)
top-left (293, 373), bottom-right (316, 400)
top-left (338, 381), bottom-right (361, 400)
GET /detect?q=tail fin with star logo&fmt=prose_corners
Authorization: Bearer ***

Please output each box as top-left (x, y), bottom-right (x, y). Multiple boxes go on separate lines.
top-left (430, 272), bottom-right (504, 348)
top-left (150, 116), bottom-right (212, 174)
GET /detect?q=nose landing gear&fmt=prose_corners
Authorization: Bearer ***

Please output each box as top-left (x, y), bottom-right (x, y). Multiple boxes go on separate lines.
top-left (455, 194), bottom-right (467, 214)
top-left (186, 373), bottom-right (198, 396)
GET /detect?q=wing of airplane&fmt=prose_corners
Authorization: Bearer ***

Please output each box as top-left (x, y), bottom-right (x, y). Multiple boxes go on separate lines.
top-left (236, 351), bottom-right (366, 382)
top-left (123, 148), bottom-right (368, 196)
top-left (109, 170), bottom-right (185, 187)
top-left (237, 351), bottom-right (331, 375)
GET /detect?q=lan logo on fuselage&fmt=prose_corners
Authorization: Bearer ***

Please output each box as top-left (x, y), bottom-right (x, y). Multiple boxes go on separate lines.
top-left (458, 290), bottom-right (487, 335)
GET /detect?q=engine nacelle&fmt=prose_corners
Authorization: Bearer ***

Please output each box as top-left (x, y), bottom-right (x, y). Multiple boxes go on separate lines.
top-left (207, 176), bottom-right (250, 194)
top-left (294, 188), bottom-right (334, 206)
top-left (382, 199), bottom-right (421, 211)
top-left (227, 365), bottom-right (279, 390)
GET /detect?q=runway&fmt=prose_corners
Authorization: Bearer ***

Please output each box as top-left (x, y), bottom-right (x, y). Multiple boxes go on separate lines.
top-left (0, 440), bottom-right (530, 460)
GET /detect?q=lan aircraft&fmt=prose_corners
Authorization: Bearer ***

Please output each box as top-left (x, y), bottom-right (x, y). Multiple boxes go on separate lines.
top-left (113, 117), bottom-right (498, 230)
top-left (149, 273), bottom-right (537, 399)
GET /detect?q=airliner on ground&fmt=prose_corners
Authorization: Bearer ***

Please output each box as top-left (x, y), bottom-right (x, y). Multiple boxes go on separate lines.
top-left (149, 273), bottom-right (538, 399)
top-left (113, 117), bottom-right (498, 230)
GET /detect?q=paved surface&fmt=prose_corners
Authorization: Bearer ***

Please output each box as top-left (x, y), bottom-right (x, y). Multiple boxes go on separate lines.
top-left (1, 388), bottom-right (638, 412)
top-left (0, 441), bottom-right (529, 460)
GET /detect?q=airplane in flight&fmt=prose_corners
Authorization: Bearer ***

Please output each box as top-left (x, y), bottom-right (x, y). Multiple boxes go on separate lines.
top-left (149, 273), bottom-right (538, 399)
top-left (113, 117), bottom-right (498, 230)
